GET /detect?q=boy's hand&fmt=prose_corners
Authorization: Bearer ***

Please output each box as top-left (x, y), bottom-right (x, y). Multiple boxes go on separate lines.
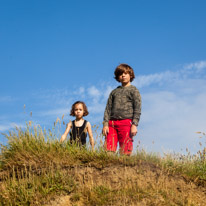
top-left (102, 126), bottom-right (109, 136)
top-left (130, 124), bottom-right (137, 137)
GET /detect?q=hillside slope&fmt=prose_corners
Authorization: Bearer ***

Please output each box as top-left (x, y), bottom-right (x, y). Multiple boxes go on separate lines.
top-left (1, 127), bottom-right (206, 205)
top-left (46, 160), bottom-right (206, 206)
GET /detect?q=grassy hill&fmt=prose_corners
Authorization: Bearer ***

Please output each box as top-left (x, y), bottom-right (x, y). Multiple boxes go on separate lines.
top-left (1, 125), bottom-right (206, 205)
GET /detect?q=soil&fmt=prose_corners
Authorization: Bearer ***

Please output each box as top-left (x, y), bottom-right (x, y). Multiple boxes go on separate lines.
top-left (45, 161), bottom-right (206, 206)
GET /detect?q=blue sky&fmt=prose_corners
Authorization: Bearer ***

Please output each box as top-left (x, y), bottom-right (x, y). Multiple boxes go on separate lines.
top-left (1, 0), bottom-right (206, 154)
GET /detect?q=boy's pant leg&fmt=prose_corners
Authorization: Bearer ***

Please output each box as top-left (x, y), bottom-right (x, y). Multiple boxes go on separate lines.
top-left (106, 120), bottom-right (118, 152)
top-left (116, 119), bottom-right (133, 155)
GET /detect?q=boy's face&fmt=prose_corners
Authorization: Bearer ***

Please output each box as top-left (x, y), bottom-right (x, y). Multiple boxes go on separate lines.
top-left (118, 72), bottom-right (131, 85)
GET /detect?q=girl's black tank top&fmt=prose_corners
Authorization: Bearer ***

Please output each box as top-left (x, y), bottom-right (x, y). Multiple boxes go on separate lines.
top-left (70, 120), bottom-right (87, 145)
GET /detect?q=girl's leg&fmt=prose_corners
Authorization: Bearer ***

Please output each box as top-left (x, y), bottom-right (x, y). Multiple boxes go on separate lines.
top-left (105, 120), bottom-right (118, 152)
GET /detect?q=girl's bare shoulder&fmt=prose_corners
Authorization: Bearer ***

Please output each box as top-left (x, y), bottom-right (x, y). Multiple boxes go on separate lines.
top-left (67, 121), bottom-right (73, 127)
top-left (86, 121), bottom-right (91, 128)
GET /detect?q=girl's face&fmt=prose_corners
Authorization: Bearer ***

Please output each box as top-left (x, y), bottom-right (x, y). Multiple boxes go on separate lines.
top-left (74, 103), bottom-right (84, 119)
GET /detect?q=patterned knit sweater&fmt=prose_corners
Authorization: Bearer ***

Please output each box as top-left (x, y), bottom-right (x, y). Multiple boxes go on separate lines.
top-left (103, 85), bottom-right (141, 127)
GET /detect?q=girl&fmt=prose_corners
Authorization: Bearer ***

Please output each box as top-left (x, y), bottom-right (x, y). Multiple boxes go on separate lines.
top-left (60, 101), bottom-right (94, 150)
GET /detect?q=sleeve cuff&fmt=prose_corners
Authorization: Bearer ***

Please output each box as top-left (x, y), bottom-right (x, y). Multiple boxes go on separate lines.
top-left (103, 121), bottom-right (108, 127)
top-left (132, 120), bottom-right (138, 126)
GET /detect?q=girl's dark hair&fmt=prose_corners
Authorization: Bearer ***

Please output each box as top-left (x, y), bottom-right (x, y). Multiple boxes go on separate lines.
top-left (70, 101), bottom-right (89, 116)
top-left (114, 63), bottom-right (135, 82)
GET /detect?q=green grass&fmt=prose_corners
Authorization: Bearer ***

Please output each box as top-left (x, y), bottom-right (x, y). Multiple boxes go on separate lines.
top-left (0, 169), bottom-right (75, 206)
top-left (1, 124), bottom-right (206, 205)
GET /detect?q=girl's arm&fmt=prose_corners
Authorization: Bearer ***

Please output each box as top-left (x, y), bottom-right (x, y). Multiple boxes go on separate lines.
top-left (86, 122), bottom-right (94, 150)
top-left (60, 122), bottom-right (72, 143)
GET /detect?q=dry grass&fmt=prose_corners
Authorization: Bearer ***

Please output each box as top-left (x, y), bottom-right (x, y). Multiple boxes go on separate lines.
top-left (1, 124), bottom-right (206, 205)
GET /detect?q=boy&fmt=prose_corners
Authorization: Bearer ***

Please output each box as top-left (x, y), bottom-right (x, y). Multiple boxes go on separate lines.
top-left (102, 63), bottom-right (141, 155)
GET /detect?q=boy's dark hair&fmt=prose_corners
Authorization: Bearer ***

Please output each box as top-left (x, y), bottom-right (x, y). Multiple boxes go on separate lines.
top-left (70, 101), bottom-right (89, 116)
top-left (114, 63), bottom-right (135, 82)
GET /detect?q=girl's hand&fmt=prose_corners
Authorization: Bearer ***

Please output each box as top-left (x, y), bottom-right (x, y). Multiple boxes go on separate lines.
top-left (60, 134), bottom-right (66, 143)
top-left (60, 122), bottom-right (72, 143)
top-left (102, 126), bottom-right (109, 136)
top-left (130, 124), bottom-right (137, 137)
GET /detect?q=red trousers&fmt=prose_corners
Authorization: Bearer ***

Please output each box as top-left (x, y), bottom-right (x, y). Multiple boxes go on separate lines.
top-left (106, 119), bottom-right (133, 155)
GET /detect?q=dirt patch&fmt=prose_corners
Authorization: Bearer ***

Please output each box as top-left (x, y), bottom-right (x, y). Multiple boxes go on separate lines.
top-left (46, 162), bottom-right (206, 206)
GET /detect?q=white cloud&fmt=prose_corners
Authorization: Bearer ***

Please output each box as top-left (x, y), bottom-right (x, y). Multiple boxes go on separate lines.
top-left (88, 103), bottom-right (105, 114)
top-left (73, 86), bottom-right (85, 98)
top-left (138, 87), bottom-right (206, 154)
top-left (79, 87), bottom-right (85, 94)
top-left (184, 60), bottom-right (206, 72)
top-left (133, 71), bottom-right (176, 88)
top-left (133, 60), bottom-right (206, 89)
top-left (87, 86), bottom-right (102, 104)
top-left (134, 61), bottom-right (206, 154)
top-left (87, 86), bottom-right (101, 97)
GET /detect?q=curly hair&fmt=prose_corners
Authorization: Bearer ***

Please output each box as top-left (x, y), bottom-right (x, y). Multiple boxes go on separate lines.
top-left (70, 101), bottom-right (89, 116)
top-left (114, 63), bottom-right (135, 82)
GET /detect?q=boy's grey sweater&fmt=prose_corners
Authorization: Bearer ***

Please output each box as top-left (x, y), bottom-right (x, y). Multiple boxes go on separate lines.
top-left (103, 85), bottom-right (141, 127)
